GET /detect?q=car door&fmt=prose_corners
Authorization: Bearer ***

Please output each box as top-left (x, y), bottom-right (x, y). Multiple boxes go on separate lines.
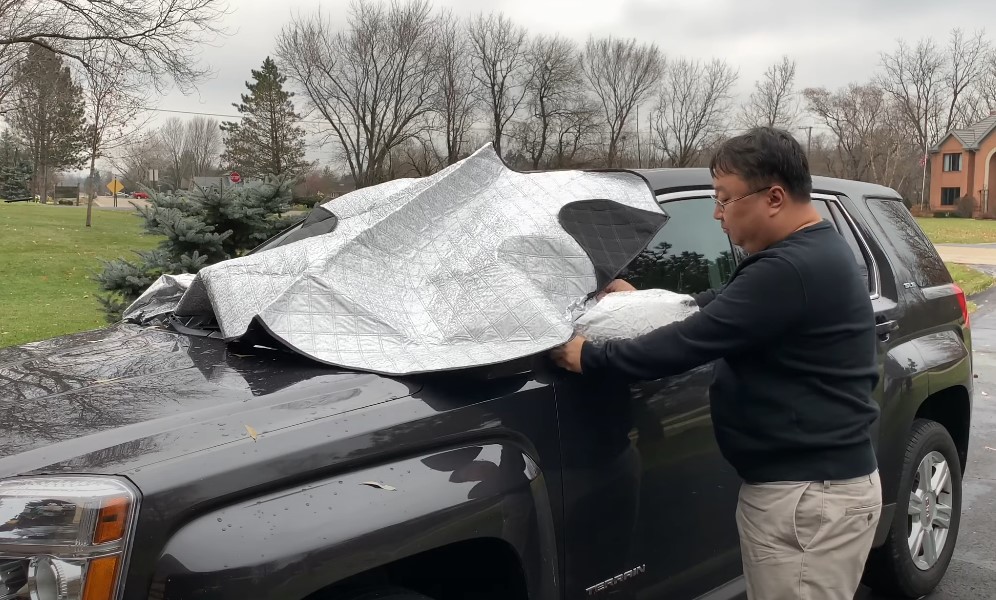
top-left (554, 192), bottom-right (744, 600)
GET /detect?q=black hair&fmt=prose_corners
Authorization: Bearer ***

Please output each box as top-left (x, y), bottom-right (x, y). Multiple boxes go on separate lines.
top-left (709, 126), bottom-right (813, 200)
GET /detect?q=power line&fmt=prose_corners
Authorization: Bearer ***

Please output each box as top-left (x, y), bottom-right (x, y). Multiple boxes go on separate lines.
top-left (141, 106), bottom-right (328, 125)
top-left (142, 105), bottom-right (837, 137)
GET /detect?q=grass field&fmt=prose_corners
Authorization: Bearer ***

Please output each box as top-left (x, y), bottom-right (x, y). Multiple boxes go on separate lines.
top-left (0, 203), bottom-right (160, 348)
top-left (946, 263), bottom-right (995, 297)
top-left (915, 216), bottom-right (996, 244)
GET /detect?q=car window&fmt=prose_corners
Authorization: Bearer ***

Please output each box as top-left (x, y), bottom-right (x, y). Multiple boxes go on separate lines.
top-left (813, 199), bottom-right (833, 223)
top-left (864, 198), bottom-right (951, 287)
top-left (827, 202), bottom-right (874, 293)
top-left (625, 196), bottom-right (736, 294)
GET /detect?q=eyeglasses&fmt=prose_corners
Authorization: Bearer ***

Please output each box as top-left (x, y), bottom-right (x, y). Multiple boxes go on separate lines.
top-left (711, 186), bottom-right (772, 212)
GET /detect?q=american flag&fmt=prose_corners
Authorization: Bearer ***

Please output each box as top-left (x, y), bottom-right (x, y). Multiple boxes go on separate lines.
top-left (919, 154), bottom-right (928, 167)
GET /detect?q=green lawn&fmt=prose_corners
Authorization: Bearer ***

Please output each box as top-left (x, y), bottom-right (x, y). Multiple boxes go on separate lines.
top-left (0, 203), bottom-right (160, 348)
top-left (946, 263), bottom-right (995, 297)
top-left (915, 216), bottom-right (996, 244)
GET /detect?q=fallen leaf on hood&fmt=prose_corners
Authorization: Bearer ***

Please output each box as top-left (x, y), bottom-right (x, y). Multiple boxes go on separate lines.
top-left (360, 481), bottom-right (397, 491)
top-left (245, 425), bottom-right (259, 441)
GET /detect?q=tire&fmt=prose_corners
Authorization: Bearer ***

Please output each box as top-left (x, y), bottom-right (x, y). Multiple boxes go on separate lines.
top-left (864, 419), bottom-right (963, 598)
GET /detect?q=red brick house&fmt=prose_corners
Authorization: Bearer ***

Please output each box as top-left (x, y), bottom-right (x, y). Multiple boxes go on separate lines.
top-left (928, 112), bottom-right (996, 215)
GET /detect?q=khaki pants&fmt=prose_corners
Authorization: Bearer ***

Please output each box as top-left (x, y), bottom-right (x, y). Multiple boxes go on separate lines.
top-left (736, 470), bottom-right (882, 600)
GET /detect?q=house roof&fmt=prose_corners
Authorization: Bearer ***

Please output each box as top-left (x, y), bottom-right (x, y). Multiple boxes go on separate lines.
top-left (930, 114), bottom-right (996, 152)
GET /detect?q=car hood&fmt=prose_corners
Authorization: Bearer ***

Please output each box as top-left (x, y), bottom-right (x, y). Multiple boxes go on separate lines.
top-left (0, 324), bottom-right (420, 477)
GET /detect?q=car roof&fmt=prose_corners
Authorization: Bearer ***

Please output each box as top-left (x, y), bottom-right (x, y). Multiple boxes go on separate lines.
top-left (630, 167), bottom-right (904, 201)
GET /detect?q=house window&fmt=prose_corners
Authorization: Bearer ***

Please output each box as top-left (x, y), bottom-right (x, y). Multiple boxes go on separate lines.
top-left (943, 153), bottom-right (962, 172)
top-left (941, 187), bottom-right (961, 206)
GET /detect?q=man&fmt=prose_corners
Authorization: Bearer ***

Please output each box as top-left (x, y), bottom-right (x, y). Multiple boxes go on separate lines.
top-left (550, 127), bottom-right (882, 600)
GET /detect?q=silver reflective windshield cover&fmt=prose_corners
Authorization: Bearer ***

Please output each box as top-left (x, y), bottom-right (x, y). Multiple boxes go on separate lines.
top-left (123, 144), bottom-right (666, 375)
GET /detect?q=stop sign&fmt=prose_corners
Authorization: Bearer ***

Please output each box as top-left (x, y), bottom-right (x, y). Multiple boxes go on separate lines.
top-left (230, 171), bottom-right (241, 184)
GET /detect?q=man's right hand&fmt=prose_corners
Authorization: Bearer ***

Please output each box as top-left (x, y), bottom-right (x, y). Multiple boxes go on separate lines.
top-left (596, 279), bottom-right (637, 300)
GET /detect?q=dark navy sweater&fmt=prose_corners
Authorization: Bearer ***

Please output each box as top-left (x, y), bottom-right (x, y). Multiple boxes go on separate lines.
top-left (581, 220), bottom-right (881, 483)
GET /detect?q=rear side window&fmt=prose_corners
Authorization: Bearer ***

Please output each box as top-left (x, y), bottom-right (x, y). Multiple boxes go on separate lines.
top-left (864, 198), bottom-right (951, 287)
top-left (625, 196), bottom-right (736, 294)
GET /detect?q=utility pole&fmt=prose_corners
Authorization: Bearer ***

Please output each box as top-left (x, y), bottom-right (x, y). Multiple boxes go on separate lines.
top-left (636, 105), bottom-right (642, 168)
top-left (805, 126), bottom-right (813, 156)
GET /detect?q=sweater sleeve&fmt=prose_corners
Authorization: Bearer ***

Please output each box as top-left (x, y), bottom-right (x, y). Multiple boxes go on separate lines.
top-left (581, 255), bottom-right (807, 380)
top-left (690, 288), bottom-right (720, 307)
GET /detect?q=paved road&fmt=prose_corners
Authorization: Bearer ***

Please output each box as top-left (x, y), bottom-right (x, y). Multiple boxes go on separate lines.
top-left (858, 287), bottom-right (996, 599)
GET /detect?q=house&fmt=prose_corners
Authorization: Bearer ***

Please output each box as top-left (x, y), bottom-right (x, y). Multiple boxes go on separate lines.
top-left (928, 112), bottom-right (996, 215)
top-left (327, 182), bottom-right (354, 199)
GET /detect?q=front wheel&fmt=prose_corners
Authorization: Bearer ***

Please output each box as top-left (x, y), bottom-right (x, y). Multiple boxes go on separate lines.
top-left (864, 419), bottom-right (963, 598)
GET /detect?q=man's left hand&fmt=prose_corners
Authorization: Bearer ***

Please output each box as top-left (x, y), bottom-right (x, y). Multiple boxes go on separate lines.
top-left (550, 335), bottom-right (586, 373)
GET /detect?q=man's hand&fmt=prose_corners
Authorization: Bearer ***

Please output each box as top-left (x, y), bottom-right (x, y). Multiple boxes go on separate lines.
top-left (550, 335), bottom-right (586, 373)
top-left (597, 278), bottom-right (637, 300)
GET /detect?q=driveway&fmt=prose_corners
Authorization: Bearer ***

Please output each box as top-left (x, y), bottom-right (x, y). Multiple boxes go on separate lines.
top-left (936, 244), bottom-right (996, 266)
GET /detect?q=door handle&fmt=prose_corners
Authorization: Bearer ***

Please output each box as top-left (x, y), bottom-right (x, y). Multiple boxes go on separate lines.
top-left (875, 319), bottom-right (899, 338)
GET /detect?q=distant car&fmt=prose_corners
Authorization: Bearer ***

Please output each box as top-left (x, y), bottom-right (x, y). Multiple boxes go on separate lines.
top-left (132, 191), bottom-right (150, 199)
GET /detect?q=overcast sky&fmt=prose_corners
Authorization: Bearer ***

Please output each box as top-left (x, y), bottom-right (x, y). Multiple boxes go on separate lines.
top-left (142, 0), bottom-right (996, 167)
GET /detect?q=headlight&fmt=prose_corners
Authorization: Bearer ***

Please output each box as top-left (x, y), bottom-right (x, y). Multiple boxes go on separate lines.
top-left (0, 477), bottom-right (138, 600)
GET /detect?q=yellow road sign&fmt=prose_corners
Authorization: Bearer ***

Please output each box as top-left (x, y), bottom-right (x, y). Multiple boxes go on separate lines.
top-left (107, 179), bottom-right (124, 194)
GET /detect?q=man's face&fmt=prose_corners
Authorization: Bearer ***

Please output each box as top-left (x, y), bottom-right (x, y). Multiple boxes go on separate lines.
top-left (711, 171), bottom-right (772, 254)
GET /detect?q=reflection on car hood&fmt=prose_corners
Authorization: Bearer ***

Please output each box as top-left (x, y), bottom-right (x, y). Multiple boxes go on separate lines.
top-left (0, 324), bottom-right (419, 476)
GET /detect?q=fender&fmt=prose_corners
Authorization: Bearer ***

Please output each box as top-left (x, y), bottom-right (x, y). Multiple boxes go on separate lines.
top-left (150, 442), bottom-right (559, 600)
top-left (870, 338), bottom-right (930, 545)
top-left (870, 330), bottom-right (972, 546)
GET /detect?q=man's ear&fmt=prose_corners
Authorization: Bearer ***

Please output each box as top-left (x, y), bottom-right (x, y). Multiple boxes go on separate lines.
top-left (767, 185), bottom-right (788, 213)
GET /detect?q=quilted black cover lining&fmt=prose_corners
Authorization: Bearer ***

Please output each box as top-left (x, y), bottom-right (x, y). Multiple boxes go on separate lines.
top-left (558, 199), bottom-right (669, 291)
top-left (267, 205), bottom-right (339, 250)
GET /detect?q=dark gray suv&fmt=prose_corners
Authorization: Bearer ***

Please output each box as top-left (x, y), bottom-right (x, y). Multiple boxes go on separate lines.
top-left (0, 169), bottom-right (972, 600)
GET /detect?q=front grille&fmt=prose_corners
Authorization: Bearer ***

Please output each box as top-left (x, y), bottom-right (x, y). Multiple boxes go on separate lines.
top-left (0, 559), bottom-right (28, 600)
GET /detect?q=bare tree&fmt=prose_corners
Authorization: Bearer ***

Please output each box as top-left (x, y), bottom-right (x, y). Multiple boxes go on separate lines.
top-left (652, 57), bottom-right (738, 168)
top-left (0, 0), bottom-right (230, 92)
top-left (512, 34), bottom-right (583, 170)
top-left (109, 131), bottom-right (168, 190)
top-left (956, 58), bottom-right (996, 126)
top-left (803, 84), bottom-right (891, 182)
top-left (0, 42), bottom-right (24, 109)
top-left (581, 35), bottom-right (664, 167)
top-left (740, 55), bottom-right (798, 129)
top-left (434, 8), bottom-right (477, 166)
top-left (277, 0), bottom-right (439, 188)
top-left (80, 45), bottom-right (148, 226)
top-left (393, 135), bottom-right (441, 177)
top-left (941, 28), bottom-right (990, 130)
top-left (157, 117), bottom-right (189, 189)
top-left (467, 11), bottom-right (529, 159)
top-left (549, 96), bottom-right (601, 168)
top-left (878, 37), bottom-right (945, 152)
top-left (185, 116), bottom-right (221, 176)
top-left (878, 29), bottom-right (990, 151)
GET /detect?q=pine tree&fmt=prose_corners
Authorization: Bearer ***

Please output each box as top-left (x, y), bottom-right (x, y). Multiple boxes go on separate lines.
top-left (8, 46), bottom-right (88, 200)
top-left (0, 131), bottom-right (32, 200)
top-left (220, 57), bottom-right (310, 181)
top-left (95, 175), bottom-right (297, 320)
